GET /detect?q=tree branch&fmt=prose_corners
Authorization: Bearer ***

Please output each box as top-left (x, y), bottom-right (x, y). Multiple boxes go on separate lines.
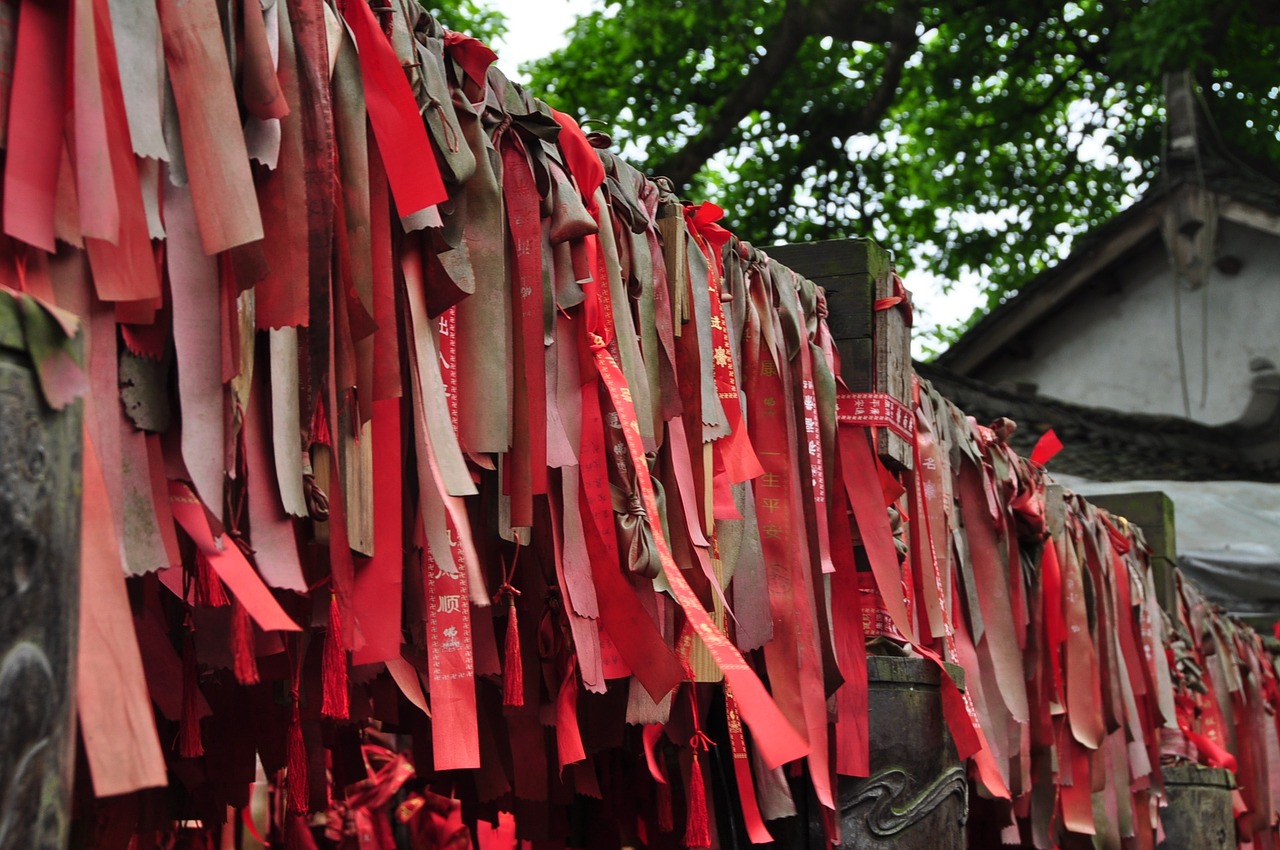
top-left (808, 2), bottom-right (918, 47)
top-left (650, 0), bottom-right (921, 188)
top-left (649, 0), bottom-right (811, 187)
top-left (789, 29), bottom-right (917, 147)
top-left (854, 34), bottom-right (915, 130)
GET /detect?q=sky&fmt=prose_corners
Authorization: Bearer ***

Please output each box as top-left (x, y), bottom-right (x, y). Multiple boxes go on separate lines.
top-left (482, 0), bottom-right (989, 357)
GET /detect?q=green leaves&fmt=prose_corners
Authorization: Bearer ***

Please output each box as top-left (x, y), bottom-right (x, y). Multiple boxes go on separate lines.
top-left (426, 0), bottom-right (508, 44)
top-left (521, 0), bottom-right (1277, 335)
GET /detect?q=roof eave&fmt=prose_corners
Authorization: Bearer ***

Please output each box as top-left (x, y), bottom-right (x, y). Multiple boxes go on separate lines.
top-left (934, 196), bottom-right (1167, 375)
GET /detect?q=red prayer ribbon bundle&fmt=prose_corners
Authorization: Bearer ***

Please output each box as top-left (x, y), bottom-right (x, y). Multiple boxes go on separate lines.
top-left (2, 4), bottom-right (1276, 850)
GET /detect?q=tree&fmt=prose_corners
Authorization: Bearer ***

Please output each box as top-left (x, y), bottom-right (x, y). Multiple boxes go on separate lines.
top-left (522, 0), bottom-right (1279, 333)
top-left (428, 0), bottom-right (508, 45)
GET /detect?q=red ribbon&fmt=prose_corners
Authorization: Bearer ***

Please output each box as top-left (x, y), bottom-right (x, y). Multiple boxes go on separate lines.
top-left (591, 336), bottom-right (809, 769)
top-left (4, 0), bottom-right (65, 252)
top-left (167, 481), bottom-right (301, 633)
top-left (1030, 429), bottom-right (1064, 466)
top-left (342, 0), bottom-right (447, 217)
top-left (577, 350), bottom-right (684, 700)
top-left (837, 422), bottom-right (915, 644)
top-left (551, 109), bottom-right (604, 216)
top-left (725, 687), bottom-right (773, 843)
top-left (500, 136), bottom-right (548, 526)
top-left (443, 30), bottom-right (498, 96)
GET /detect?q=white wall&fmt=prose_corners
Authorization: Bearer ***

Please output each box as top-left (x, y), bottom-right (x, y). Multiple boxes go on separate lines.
top-left (975, 221), bottom-right (1280, 425)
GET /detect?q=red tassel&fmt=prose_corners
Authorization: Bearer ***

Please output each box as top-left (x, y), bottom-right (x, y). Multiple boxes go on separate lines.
top-left (321, 594), bottom-right (349, 719)
top-left (309, 396), bottom-right (332, 448)
top-left (502, 595), bottom-right (524, 708)
top-left (179, 635), bottom-right (204, 757)
top-left (656, 780), bottom-right (674, 833)
top-left (286, 699), bottom-right (308, 813)
top-left (197, 553), bottom-right (229, 607)
top-left (683, 751), bottom-right (711, 848)
top-left (231, 599), bottom-right (260, 685)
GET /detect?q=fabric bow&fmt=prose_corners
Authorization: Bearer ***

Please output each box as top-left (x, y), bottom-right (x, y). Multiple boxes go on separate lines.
top-left (611, 470), bottom-right (667, 579)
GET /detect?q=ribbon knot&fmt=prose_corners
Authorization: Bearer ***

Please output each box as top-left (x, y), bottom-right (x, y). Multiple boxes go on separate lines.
top-left (872, 273), bottom-right (914, 327)
top-left (611, 473), bottom-right (665, 580)
top-left (623, 491), bottom-right (647, 518)
top-left (494, 582), bottom-right (521, 605)
top-left (302, 473), bottom-right (330, 521)
top-left (425, 100), bottom-right (461, 152)
top-left (689, 730), bottom-right (713, 752)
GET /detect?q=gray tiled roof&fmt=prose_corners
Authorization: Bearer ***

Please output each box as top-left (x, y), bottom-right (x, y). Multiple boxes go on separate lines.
top-left (917, 362), bottom-right (1280, 482)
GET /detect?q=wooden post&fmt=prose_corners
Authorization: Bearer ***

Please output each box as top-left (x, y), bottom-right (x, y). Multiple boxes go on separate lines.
top-left (0, 296), bottom-right (83, 850)
top-left (1088, 491), bottom-right (1177, 612)
top-left (768, 238), bottom-right (912, 470)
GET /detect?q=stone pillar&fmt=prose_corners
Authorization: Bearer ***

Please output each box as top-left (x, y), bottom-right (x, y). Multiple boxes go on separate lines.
top-left (0, 308), bottom-right (83, 850)
top-left (1158, 765), bottom-right (1236, 850)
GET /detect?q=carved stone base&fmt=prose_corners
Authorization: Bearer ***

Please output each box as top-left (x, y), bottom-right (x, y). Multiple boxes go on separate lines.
top-left (758, 655), bottom-right (967, 849)
top-left (829, 656), bottom-right (967, 849)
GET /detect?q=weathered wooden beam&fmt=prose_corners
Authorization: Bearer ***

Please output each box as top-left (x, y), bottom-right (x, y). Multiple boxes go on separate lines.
top-left (1089, 490), bottom-right (1177, 612)
top-left (0, 296), bottom-right (83, 850)
top-left (873, 264), bottom-right (913, 470)
top-left (768, 238), bottom-right (887, 296)
top-left (770, 238), bottom-right (913, 470)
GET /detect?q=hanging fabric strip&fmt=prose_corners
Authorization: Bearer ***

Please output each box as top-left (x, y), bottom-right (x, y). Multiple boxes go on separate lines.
top-left (352, 397), bottom-right (404, 664)
top-left (1061, 522), bottom-right (1105, 750)
top-left (168, 481), bottom-right (301, 632)
top-left (3, 0), bottom-right (65, 252)
top-left (706, 261), bottom-right (761, 484)
top-left (240, 0), bottom-right (288, 120)
top-left (835, 413), bottom-right (915, 644)
top-left (578, 363), bottom-right (683, 700)
top-left (453, 94), bottom-right (509, 453)
top-left (424, 519), bottom-right (480, 770)
top-left (253, 0), bottom-right (308, 329)
top-left (957, 459), bottom-right (1029, 725)
top-left (767, 281), bottom-right (835, 811)
top-left (402, 257), bottom-right (483, 770)
top-left (368, 135), bottom-right (400, 399)
top-left (590, 337), bottom-right (808, 769)
top-left (86, 0), bottom-right (161, 306)
top-left (817, 312), bottom-right (870, 778)
top-left (156, 0), bottom-right (264, 253)
top-left (548, 478), bottom-right (604, 692)
top-left (501, 134), bottom-right (548, 526)
top-left (166, 181), bottom-right (226, 513)
top-left (796, 325), bottom-right (834, 576)
top-left (403, 249), bottom-right (476, 499)
top-left (244, 348), bottom-right (307, 591)
top-left (70, 0), bottom-right (118, 243)
top-left (104, 0), bottom-right (168, 160)
top-left (598, 188), bottom-right (655, 451)
top-left (725, 686), bottom-right (773, 843)
top-left (911, 396), bottom-right (947, 639)
top-left (77, 429), bottom-right (169, 797)
top-left (341, 0), bottom-right (446, 217)
top-left (407, 350), bottom-right (482, 772)
top-left (689, 208), bottom-right (758, 482)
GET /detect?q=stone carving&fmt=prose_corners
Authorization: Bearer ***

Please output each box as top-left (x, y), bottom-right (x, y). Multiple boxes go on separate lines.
top-left (841, 765), bottom-right (969, 838)
top-left (0, 353), bottom-right (82, 850)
